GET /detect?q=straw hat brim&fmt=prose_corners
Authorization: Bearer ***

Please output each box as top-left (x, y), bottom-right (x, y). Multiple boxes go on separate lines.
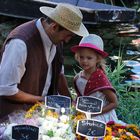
top-left (71, 44), bottom-right (108, 58)
top-left (40, 6), bottom-right (89, 37)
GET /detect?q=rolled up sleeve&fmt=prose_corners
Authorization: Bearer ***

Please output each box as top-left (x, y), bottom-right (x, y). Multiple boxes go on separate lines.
top-left (0, 39), bottom-right (27, 96)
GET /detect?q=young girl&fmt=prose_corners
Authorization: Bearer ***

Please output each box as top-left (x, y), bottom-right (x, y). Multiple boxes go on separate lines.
top-left (71, 34), bottom-right (125, 125)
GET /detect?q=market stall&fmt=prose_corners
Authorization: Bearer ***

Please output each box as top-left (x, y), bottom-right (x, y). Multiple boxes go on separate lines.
top-left (0, 95), bottom-right (139, 140)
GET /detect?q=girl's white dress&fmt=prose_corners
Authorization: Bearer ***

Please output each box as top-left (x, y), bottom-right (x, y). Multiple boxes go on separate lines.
top-left (75, 71), bottom-right (126, 125)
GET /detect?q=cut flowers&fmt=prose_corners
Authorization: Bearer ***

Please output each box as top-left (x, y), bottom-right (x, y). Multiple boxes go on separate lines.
top-left (0, 102), bottom-right (75, 140)
top-left (0, 102), bottom-right (140, 140)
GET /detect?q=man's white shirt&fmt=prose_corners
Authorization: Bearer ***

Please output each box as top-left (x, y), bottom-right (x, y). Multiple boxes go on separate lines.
top-left (0, 19), bottom-right (63, 96)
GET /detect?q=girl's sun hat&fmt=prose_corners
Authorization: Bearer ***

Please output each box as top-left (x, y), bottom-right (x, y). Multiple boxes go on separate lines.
top-left (71, 34), bottom-right (108, 57)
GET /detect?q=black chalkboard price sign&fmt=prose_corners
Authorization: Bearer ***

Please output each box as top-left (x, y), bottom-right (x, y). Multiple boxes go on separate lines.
top-left (12, 125), bottom-right (39, 140)
top-left (76, 119), bottom-right (106, 138)
top-left (76, 96), bottom-right (103, 114)
top-left (45, 95), bottom-right (71, 109)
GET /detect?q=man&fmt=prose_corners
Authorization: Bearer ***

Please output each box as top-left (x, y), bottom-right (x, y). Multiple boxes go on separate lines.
top-left (0, 3), bottom-right (89, 118)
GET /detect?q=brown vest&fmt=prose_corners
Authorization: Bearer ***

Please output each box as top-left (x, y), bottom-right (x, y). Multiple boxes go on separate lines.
top-left (0, 19), bottom-right (63, 118)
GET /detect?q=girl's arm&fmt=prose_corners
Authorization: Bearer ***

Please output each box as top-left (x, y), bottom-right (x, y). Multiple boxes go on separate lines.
top-left (101, 89), bottom-right (118, 114)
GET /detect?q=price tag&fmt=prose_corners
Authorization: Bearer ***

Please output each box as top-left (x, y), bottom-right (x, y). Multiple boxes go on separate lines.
top-left (76, 96), bottom-right (103, 114)
top-left (12, 125), bottom-right (39, 140)
top-left (45, 95), bottom-right (71, 109)
top-left (76, 119), bottom-right (106, 138)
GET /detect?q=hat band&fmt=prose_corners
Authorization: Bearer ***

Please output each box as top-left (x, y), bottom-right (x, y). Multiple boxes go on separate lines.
top-left (79, 43), bottom-right (103, 51)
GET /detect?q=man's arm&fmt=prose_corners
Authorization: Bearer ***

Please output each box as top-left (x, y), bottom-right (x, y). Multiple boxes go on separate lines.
top-left (4, 90), bottom-right (43, 104)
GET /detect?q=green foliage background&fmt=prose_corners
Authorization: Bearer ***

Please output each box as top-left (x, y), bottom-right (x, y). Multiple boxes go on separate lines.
top-left (106, 55), bottom-right (140, 127)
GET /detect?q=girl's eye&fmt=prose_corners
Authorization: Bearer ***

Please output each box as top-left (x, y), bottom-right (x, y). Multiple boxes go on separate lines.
top-left (87, 57), bottom-right (92, 60)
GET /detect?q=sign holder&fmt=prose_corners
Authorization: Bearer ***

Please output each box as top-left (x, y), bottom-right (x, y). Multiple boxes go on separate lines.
top-left (45, 95), bottom-right (71, 109)
top-left (76, 96), bottom-right (105, 140)
top-left (76, 119), bottom-right (106, 139)
top-left (76, 96), bottom-right (103, 114)
top-left (12, 124), bottom-right (39, 140)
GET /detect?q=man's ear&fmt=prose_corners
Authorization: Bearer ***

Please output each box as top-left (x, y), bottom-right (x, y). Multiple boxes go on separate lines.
top-left (51, 22), bottom-right (59, 32)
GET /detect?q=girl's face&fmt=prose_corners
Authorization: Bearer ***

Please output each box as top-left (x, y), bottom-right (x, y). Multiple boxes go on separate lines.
top-left (76, 48), bottom-right (100, 72)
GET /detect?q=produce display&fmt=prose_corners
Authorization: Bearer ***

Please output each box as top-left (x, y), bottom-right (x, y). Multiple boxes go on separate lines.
top-left (0, 98), bottom-right (140, 140)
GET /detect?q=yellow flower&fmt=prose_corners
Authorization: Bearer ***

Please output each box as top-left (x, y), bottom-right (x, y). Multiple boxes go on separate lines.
top-left (25, 102), bottom-right (42, 118)
top-left (106, 127), bottom-right (112, 136)
top-left (118, 128), bottom-right (126, 135)
top-left (104, 135), bottom-right (113, 140)
top-left (46, 110), bottom-right (59, 118)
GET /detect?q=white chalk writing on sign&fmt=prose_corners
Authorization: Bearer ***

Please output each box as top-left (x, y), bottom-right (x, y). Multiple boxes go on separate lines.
top-left (76, 96), bottom-right (103, 114)
top-left (76, 119), bottom-right (106, 138)
top-left (12, 125), bottom-right (39, 140)
top-left (14, 125), bottom-right (38, 132)
top-left (45, 95), bottom-right (71, 109)
top-left (81, 120), bottom-right (104, 128)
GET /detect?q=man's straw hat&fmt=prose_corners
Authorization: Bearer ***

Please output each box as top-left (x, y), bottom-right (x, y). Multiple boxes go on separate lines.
top-left (71, 34), bottom-right (108, 57)
top-left (40, 3), bottom-right (89, 37)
